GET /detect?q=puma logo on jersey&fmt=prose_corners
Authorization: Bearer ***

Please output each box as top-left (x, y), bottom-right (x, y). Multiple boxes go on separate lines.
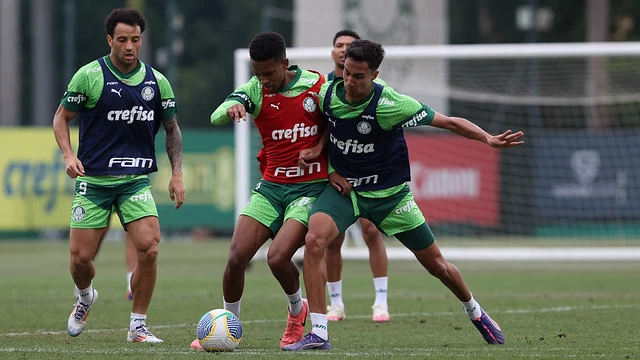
top-left (270, 103), bottom-right (280, 110)
top-left (111, 88), bottom-right (123, 97)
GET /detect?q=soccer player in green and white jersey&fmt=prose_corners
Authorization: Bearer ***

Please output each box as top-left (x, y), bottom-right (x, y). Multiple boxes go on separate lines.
top-left (284, 39), bottom-right (524, 351)
top-left (190, 32), bottom-right (336, 350)
top-left (53, 8), bottom-right (184, 343)
top-left (325, 29), bottom-right (390, 324)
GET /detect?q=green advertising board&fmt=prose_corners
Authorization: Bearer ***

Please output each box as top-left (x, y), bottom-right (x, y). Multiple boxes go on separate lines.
top-left (0, 128), bottom-right (236, 233)
top-left (152, 130), bottom-right (236, 231)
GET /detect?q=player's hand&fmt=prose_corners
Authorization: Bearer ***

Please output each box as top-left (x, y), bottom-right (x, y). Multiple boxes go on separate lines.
top-left (63, 154), bottom-right (85, 178)
top-left (488, 130), bottom-right (525, 148)
top-left (168, 172), bottom-right (185, 209)
top-left (329, 172), bottom-right (352, 196)
top-left (226, 104), bottom-right (247, 122)
top-left (298, 146), bottom-right (321, 169)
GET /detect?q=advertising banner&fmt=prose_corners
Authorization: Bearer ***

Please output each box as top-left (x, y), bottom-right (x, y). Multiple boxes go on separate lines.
top-left (0, 129), bottom-right (77, 230)
top-left (0, 129), bottom-right (235, 231)
top-left (405, 134), bottom-right (500, 226)
top-left (534, 130), bottom-right (640, 220)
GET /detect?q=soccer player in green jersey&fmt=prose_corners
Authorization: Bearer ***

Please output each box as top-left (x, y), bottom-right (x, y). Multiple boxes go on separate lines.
top-left (284, 39), bottom-right (524, 350)
top-left (325, 29), bottom-right (390, 323)
top-left (53, 8), bottom-right (185, 343)
top-left (190, 32), bottom-right (335, 350)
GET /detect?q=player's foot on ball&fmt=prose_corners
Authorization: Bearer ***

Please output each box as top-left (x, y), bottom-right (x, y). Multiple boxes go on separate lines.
top-left (471, 310), bottom-right (504, 345)
top-left (326, 304), bottom-right (345, 321)
top-left (127, 322), bottom-right (163, 343)
top-left (67, 289), bottom-right (98, 337)
top-left (190, 339), bottom-right (202, 349)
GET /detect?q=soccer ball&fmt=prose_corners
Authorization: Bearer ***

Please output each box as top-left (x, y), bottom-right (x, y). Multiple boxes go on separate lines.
top-left (196, 309), bottom-right (243, 352)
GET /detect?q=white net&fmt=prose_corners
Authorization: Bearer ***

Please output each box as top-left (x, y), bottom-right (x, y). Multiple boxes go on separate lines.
top-left (235, 42), bottom-right (640, 260)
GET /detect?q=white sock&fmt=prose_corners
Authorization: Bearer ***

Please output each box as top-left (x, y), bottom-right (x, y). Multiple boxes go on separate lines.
top-left (310, 312), bottom-right (328, 340)
top-left (76, 285), bottom-right (94, 305)
top-left (372, 277), bottom-right (388, 307)
top-left (126, 271), bottom-right (133, 292)
top-left (224, 298), bottom-right (242, 319)
top-left (285, 288), bottom-right (304, 316)
top-left (460, 296), bottom-right (483, 319)
top-left (327, 281), bottom-right (344, 308)
top-left (129, 312), bottom-right (146, 330)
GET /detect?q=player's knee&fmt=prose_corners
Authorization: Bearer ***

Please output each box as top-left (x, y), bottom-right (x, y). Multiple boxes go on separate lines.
top-left (363, 232), bottom-right (382, 248)
top-left (226, 251), bottom-right (251, 272)
top-left (266, 251), bottom-right (289, 272)
top-left (426, 260), bottom-right (450, 280)
top-left (305, 230), bottom-right (327, 256)
top-left (361, 221), bottom-right (378, 237)
top-left (135, 236), bottom-right (159, 265)
top-left (70, 249), bottom-right (92, 266)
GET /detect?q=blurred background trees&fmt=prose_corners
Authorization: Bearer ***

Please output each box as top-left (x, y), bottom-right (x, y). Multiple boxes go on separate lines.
top-left (3, 0), bottom-right (640, 128)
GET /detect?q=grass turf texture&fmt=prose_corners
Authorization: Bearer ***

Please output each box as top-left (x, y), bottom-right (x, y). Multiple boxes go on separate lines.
top-left (0, 240), bottom-right (638, 359)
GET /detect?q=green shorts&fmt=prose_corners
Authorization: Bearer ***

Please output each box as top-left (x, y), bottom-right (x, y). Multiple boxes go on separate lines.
top-left (311, 183), bottom-right (434, 250)
top-left (241, 179), bottom-right (326, 236)
top-left (70, 175), bottom-right (158, 229)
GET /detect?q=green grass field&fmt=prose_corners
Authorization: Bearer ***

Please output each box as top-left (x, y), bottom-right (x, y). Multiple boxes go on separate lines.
top-left (0, 239), bottom-right (638, 359)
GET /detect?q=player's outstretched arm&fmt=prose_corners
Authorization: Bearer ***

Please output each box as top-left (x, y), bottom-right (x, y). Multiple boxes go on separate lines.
top-left (163, 116), bottom-right (185, 209)
top-left (430, 111), bottom-right (524, 148)
top-left (52, 104), bottom-right (85, 178)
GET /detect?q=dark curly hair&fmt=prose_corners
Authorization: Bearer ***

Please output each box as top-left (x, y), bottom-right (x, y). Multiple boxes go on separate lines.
top-left (345, 39), bottom-right (385, 71)
top-left (249, 32), bottom-right (286, 62)
top-left (332, 29), bottom-right (360, 45)
top-left (104, 8), bottom-right (146, 37)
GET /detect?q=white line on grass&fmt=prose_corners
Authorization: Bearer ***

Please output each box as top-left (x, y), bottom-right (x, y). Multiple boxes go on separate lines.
top-left (261, 246), bottom-right (640, 261)
top-left (0, 346), bottom-right (632, 357)
top-left (1, 303), bottom-right (637, 338)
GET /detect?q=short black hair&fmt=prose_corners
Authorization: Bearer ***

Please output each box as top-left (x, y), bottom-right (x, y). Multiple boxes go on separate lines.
top-left (332, 29), bottom-right (361, 45)
top-left (105, 8), bottom-right (146, 37)
top-left (249, 32), bottom-right (286, 62)
top-left (345, 39), bottom-right (385, 71)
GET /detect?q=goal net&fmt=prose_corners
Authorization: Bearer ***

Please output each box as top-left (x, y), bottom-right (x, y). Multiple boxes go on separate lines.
top-left (234, 42), bottom-right (640, 259)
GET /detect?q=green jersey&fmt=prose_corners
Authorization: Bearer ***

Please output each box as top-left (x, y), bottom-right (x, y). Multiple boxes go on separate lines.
top-left (210, 66), bottom-right (321, 124)
top-left (61, 55), bottom-right (178, 120)
top-left (318, 79), bottom-right (433, 130)
top-left (320, 79), bottom-right (435, 198)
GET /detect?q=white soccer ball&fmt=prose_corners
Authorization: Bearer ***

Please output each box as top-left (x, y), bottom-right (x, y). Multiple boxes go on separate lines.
top-left (196, 309), bottom-right (243, 352)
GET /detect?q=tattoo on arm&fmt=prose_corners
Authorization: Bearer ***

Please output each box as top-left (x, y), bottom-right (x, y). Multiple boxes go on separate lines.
top-left (163, 117), bottom-right (183, 173)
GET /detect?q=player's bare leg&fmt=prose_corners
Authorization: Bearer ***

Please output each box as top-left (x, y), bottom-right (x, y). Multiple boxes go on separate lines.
top-left (268, 218), bottom-right (308, 348)
top-left (70, 228), bottom-right (104, 290)
top-left (223, 215), bottom-right (272, 315)
top-left (67, 228), bottom-right (103, 336)
top-left (411, 241), bottom-right (504, 344)
top-left (125, 232), bottom-right (136, 300)
top-left (125, 216), bottom-right (163, 343)
top-left (360, 218), bottom-right (389, 322)
top-left (282, 212), bottom-right (338, 350)
top-left (325, 233), bottom-right (346, 320)
top-left (191, 215), bottom-right (271, 349)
